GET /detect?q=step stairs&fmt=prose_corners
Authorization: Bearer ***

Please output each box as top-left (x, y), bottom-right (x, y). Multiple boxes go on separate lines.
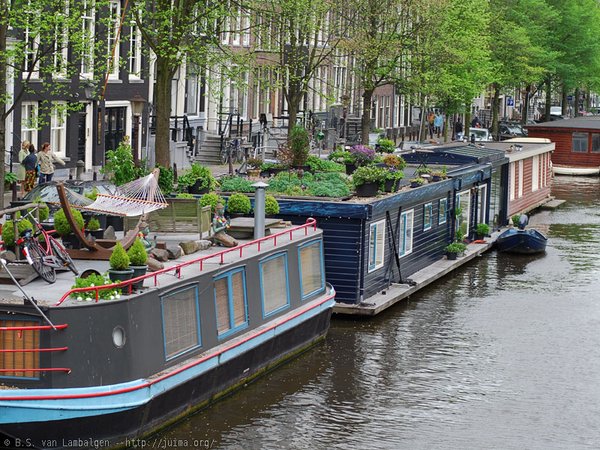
top-left (195, 134), bottom-right (223, 165)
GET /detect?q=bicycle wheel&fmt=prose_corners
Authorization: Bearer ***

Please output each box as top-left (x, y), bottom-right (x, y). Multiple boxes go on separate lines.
top-left (25, 241), bottom-right (56, 283)
top-left (220, 146), bottom-right (231, 164)
top-left (49, 237), bottom-right (78, 275)
top-left (235, 145), bottom-right (244, 163)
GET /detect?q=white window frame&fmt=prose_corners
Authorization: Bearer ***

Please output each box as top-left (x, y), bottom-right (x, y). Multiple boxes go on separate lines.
top-left (107, 0), bottom-right (121, 79)
top-left (368, 220), bottom-right (386, 272)
top-left (399, 210), bottom-right (414, 257)
top-left (81, 0), bottom-right (95, 78)
top-left (423, 203), bottom-right (433, 231)
top-left (439, 198), bottom-right (447, 225)
top-left (52, 1), bottom-right (69, 78)
top-left (21, 102), bottom-right (38, 149)
top-left (23, 1), bottom-right (40, 78)
top-left (50, 102), bottom-right (67, 158)
top-left (456, 190), bottom-right (471, 237)
top-left (478, 185), bottom-right (487, 225)
top-left (128, 19), bottom-right (142, 79)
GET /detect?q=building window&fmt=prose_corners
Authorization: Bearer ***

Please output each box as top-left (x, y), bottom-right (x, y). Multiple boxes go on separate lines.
top-left (107, 0), bottom-right (121, 78)
top-left (592, 134), bottom-right (600, 153)
top-left (423, 203), bottom-right (433, 231)
top-left (52, 1), bottom-right (69, 77)
top-left (214, 268), bottom-right (248, 338)
top-left (456, 190), bottom-right (471, 238)
top-left (50, 102), bottom-right (67, 157)
top-left (368, 220), bottom-right (386, 272)
top-left (185, 67), bottom-right (199, 115)
top-left (161, 285), bottom-right (201, 360)
top-left (399, 210), bottom-right (414, 257)
top-left (21, 102), bottom-right (38, 148)
top-left (299, 240), bottom-right (325, 298)
top-left (572, 132), bottom-right (588, 152)
top-left (128, 20), bottom-right (142, 78)
top-left (439, 198), bottom-right (447, 224)
top-left (260, 253), bottom-right (290, 316)
top-left (81, 0), bottom-right (95, 77)
top-left (23, 1), bottom-right (40, 77)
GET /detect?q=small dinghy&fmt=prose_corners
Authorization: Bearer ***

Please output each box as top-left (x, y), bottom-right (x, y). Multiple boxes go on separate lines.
top-left (496, 214), bottom-right (548, 254)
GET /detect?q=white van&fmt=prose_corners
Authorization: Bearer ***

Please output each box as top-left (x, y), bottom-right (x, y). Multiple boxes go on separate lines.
top-left (550, 106), bottom-right (562, 116)
top-left (457, 128), bottom-right (494, 142)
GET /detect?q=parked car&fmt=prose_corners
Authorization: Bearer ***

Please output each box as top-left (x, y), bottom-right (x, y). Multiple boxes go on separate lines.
top-left (457, 128), bottom-right (494, 142)
top-left (498, 122), bottom-right (528, 140)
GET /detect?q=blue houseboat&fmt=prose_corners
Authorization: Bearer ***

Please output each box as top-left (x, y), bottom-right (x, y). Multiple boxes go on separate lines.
top-left (275, 144), bottom-right (508, 308)
top-left (0, 220), bottom-right (334, 448)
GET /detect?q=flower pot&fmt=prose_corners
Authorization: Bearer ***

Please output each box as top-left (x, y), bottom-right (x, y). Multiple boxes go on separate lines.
top-left (188, 180), bottom-right (209, 195)
top-left (87, 229), bottom-right (104, 240)
top-left (384, 179), bottom-right (398, 193)
top-left (355, 182), bottom-right (379, 197)
top-left (247, 169), bottom-right (261, 178)
top-left (345, 163), bottom-right (357, 175)
top-left (129, 265), bottom-right (148, 290)
top-left (410, 181), bottom-right (423, 188)
top-left (108, 268), bottom-right (135, 283)
top-left (432, 175), bottom-right (442, 182)
top-left (446, 252), bottom-right (458, 260)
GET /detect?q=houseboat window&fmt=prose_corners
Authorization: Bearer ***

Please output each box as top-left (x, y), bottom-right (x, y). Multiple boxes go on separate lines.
top-left (299, 240), bottom-right (325, 298)
top-left (214, 268), bottom-right (248, 338)
top-left (456, 191), bottom-right (471, 238)
top-left (592, 134), bottom-right (600, 153)
top-left (399, 210), bottom-right (414, 257)
top-left (572, 132), bottom-right (588, 152)
top-left (260, 253), bottom-right (290, 316)
top-left (478, 185), bottom-right (487, 224)
top-left (161, 285), bottom-right (201, 360)
top-left (368, 220), bottom-right (386, 272)
top-left (423, 203), bottom-right (433, 231)
top-left (439, 198), bottom-right (448, 224)
top-left (0, 318), bottom-right (40, 379)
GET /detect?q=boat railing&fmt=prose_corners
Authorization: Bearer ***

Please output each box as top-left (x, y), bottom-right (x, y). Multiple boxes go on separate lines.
top-left (56, 218), bottom-right (319, 306)
top-left (0, 323), bottom-right (71, 375)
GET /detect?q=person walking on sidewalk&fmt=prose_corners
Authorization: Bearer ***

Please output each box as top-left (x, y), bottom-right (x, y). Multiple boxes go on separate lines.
top-left (22, 143), bottom-right (38, 193)
top-left (16, 140), bottom-right (30, 196)
top-left (37, 142), bottom-right (65, 184)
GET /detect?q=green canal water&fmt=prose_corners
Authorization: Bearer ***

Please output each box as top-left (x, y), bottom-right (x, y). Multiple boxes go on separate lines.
top-left (159, 175), bottom-right (600, 449)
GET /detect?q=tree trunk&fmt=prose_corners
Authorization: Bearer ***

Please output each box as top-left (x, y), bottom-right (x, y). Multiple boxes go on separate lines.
top-left (522, 85), bottom-right (531, 124)
top-left (361, 88), bottom-right (374, 145)
top-left (545, 77), bottom-right (552, 119)
top-left (154, 57), bottom-right (173, 168)
top-left (0, 4), bottom-right (7, 209)
top-left (574, 87), bottom-right (580, 117)
top-left (491, 84), bottom-right (500, 140)
top-left (561, 83), bottom-right (568, 116)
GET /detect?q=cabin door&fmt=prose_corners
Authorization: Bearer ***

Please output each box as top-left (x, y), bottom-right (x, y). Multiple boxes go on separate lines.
top-left (478, 185), bottom-right (487, 224)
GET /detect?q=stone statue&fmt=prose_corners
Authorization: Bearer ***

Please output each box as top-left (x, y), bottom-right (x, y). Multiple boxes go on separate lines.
top-left (138, 221), bottom-right (155, 252)
top-left (211, 203), bottom-right (238, 247)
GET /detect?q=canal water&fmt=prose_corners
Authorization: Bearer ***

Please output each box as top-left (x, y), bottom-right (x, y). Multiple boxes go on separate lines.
top-left (160, 175), bottom-right (600, 449)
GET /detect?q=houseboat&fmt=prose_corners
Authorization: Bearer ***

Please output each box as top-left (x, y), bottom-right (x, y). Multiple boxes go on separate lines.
top-left (0, 220), bottom-right (335, 449)
top-left (526, 117), bottom-right (600, 175)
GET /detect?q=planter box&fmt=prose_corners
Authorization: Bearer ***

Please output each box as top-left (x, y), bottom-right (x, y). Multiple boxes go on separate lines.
top-left (124, 198), bottom-right (211, 236)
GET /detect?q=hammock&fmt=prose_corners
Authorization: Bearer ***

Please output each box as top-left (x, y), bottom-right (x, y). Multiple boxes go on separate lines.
top-left (64, 172), bottom-right (168, 217)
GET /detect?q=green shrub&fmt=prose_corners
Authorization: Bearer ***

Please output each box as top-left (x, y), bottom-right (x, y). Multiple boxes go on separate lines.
top-left (199, 192), bottom-right (225, 213)
top-left (328, 150), bottom-right (353, 165)
top-left (84, 188), bottom-right (99, 201)
top-left (476, 223), bottom-right (490, 237)
top-left (377, 138), bottom-right (396, 153)
top-left (176, 193), bottom-right (194, 199)
top-left (127, 238), bottom-right (148, 266)
top-left (383, 169), bottom-right (404, 182)
top-left (512, 214), bottom-right (521, 226)
top-left (1, 218), bottom-right (33, 247)
top-left (227, 193), bottom-right (251, 214)
top-left (87, 217), bottom-right (101, 231)
top-left (266, 171), bottom-right (350, 198)
top-left (5, 172), bottom-right (18, 184)
top-left (109, 242), bottom-right (130, 271)
top-left (54, 208), bottom-right (85, 236)
top-left (27, 202), bottom-right (49, 222)
top-left (289, 125), bottom-right (310, 166)
top-left (101, 138), bottom-right (137, 186)
top-left (265, 195), bottom-right (280, 215)
top-left (157, 165), bottom-right (174, 194)
top-left (219, 176), bottom-right (255, 193)
top-left (177, 163), bottom-right (216, 193)
top-left (352, 166), bottom-right (386, 187)
top-left (306, 155), bottom-right (344, 173)
top-left (70, 273), bottom-right (121, 301)
top-left (445, 242), bottom-right (467, 254)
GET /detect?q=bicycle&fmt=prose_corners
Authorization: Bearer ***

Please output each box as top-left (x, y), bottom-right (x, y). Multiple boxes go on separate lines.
top-left (15, 209), bottom-right (79, 283)
top-left (220, 138), bottom-right (244, 165)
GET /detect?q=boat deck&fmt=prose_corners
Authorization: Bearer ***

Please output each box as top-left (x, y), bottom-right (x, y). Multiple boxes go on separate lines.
top-left (0, 223), bottom-right (313, 307)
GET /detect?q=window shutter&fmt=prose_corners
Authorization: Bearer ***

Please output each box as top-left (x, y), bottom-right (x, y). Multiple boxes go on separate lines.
top-left (231, 271), bottom-right (246, 327)
top-left (214, 278), bottom-right (230, 334)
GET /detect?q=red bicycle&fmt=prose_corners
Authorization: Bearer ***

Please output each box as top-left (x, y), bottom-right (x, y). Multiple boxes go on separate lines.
top-left (15, 209), bottom-right (78, 283)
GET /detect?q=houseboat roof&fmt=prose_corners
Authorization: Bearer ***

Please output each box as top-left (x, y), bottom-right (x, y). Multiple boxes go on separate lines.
top-left (527, 116), bottom-right (600, 130)
top-left (399, 143), bottom-right (507, 167)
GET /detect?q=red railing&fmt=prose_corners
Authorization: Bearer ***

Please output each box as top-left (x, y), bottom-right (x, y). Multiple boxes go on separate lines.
top-left (0, 324), bottom-right (68, 332)
top-left (56, 218), bottom-right (318, 306)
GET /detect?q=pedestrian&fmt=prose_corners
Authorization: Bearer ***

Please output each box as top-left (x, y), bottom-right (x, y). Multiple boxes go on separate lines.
top-left (434, 112), bottom-right (444, 137)
top-left (16, 140), bottom-right (30, 197)
top-left (471, 116), bottom-right (481, 128)
top-left (37, 142), bottom-right (65, 184)
top-left (22, 143), bottom-right (38, 194)
top-left (428, 111), bottom-right (435, 138)
top-left (454, 120), bottom-right (463, 137)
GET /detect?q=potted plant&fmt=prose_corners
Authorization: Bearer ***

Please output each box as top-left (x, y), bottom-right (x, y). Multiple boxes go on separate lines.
top-left (382, 154), bottom-right (406, 170)
top-left (54, 207), bottom-right (85, 249)
top-left (445, 242), bottom-right (467, 260)
top-left (86, 216), bottom-right (104, 240)
top-left (415, 166), bottom-right (432, 177)
top-left (409, 177), bottom-right (425, 188)
top-left (352, 165), bottom-right (385, 197)
top-left (4, 172), bottom-right (17, 190)
top-left (376, 137), bottom-right (396, 154)
top-left (431, 166), bottom-right (447, 182)
top-left (227, 193), bottom-right (252, 216)
top-left (383, 169), bottom-right (404, 193)
top-left (476, 223), bottom-right (490, 239)
top-left (246, 157), bottom-right (263, 178)
top-left (199, 192), bottom-right (225, 214)
top-left (127, 238), bottom-right (148, 290)
top-left (265, 194), bottom-right (280, 216)
top-left (177, 163), bottom-right (216, 194)
top-left (70, 272), bottom-right (121, 301)
top-left (108, 242), bottom-right (134, 283)
top-left (289, 125), bottom-right (310, 168)
top-left (349, 144), bottom-right (376, 168)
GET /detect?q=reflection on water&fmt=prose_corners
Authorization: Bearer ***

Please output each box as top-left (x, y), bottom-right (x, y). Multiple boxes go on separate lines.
top-left (160, 176), bottom-right (600, 449)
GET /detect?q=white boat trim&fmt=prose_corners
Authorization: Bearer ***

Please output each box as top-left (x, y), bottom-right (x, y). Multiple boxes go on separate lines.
top-left (552, 165), bottom-right (600, 176)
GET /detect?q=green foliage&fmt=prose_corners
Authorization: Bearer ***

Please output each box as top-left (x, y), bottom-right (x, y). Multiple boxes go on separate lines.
top-left (377, 138), bottom-right (396, 153)
top-left (352, 166), bottom-right (386, 186)
top-left (265, 195), bottom-right (280, 215)
top-left (445, 242), bottom-right (467, 254)
top-left (476, 223), bottom-right (490, 237)
top-left (456, 222), bottom-right (467, 242)
top-left (199, 192), bottom-right (224, 213)
top-left (176, 193), bottom-right (194, 199)
top-left (109, 242), bottom-right (130, 271)
top-left (54, 208), bottom-right (85, 237)
top-left (246, 157), bottom-right (263, 169)
top-left (410, 177), bottom-right (425, 186)
top-left (127, 238), bottom-right (148, 266)
top-left (289, 125), bottom-right (310, 166)
top-left (157, 165), bottom-right (174, 195)
top-left (5, 173), bottom-right (18, 184)
top-left (177, 163), bottom-right (216, 192)
top-left (328, 150), bottom-right (353, 165)
top-left (382, 154), bottom-right (406, 169)
top-left (306, 155), bottom-right (344, 173)
top-left (102, 138), bottom-right (137, 186)
top-left (27, 202), bottom-right (49, 222)
top-left (1, 218), bottom-right (33, 247)
top-left (266, 172), bottom-right (350, 198)
top-left (86, 217), bottom-right (101, 231)
top-left (227, 193), bottom-right (252, 215)
top-left (512, 214), bottom-right (522, 226)
top-left (84, 188), bottom-right (99, 201)
top-left (219, 176), bottom-right (255, 193)
top-left (415, 167), bottom-right (432, 176)
top-left (384, 169), bottom-right (404, 181)
top-left (70, 273), bottom-right (121, 301)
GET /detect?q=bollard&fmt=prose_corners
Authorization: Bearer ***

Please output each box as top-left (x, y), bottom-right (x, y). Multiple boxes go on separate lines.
top-left (252, 181), bottom-right (269, 240)
top-left (76, 160), bottom-right (85, 180)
